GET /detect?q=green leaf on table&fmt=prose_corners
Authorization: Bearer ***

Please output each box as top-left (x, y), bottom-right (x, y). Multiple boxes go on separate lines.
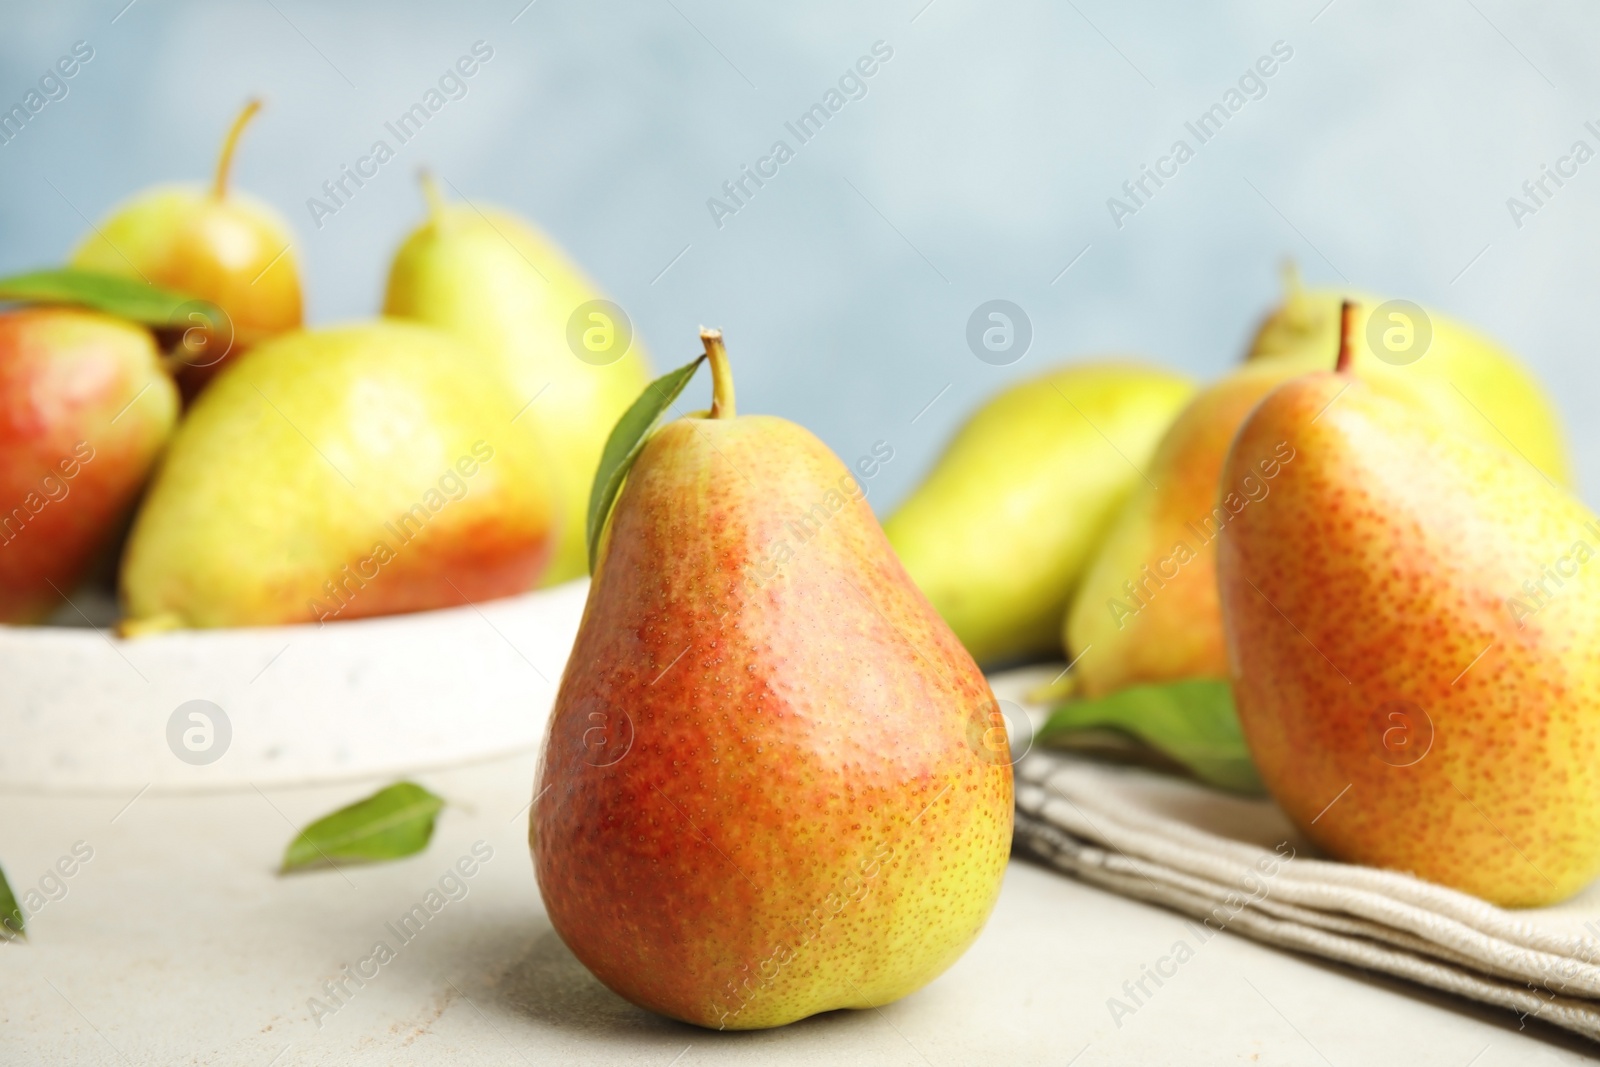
top-left (0, 861), bottom-right (23, 939)
top-left (586, 354), bottom-right (706, 572)
top-left (0, 268), bottom-right (197, 325)
top-left (1037, 679), bottom-right (1264, 795)
top-left (279, 781), bottom-right (445, 874)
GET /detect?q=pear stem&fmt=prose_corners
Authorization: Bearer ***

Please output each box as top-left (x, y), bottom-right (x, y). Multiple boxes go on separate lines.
top-left (1335, 299), bottom-right (1355, 374)
top-left (1280, 258), bottom-right (1302, 298)
top-left (212, 98), bottom-right (263, 200)
top-left (702, 328), bottom-right (735, 419)
top-left (419, 169), bottom-right (448, 228)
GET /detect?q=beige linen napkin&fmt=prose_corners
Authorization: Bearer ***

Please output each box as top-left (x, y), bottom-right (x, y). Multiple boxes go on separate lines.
top-left (1013, 750), bottom-right (1600, 1043)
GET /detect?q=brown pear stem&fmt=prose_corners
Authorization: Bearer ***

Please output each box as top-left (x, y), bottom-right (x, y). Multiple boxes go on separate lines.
top-left (702, 328), bottom-right (735, 419)
top-left (212, 99), bottom-right (263, 200)
top-left (419, 169), bottom-right (448, 228)
top-left (1335, 299), bottom-right (1356, 374)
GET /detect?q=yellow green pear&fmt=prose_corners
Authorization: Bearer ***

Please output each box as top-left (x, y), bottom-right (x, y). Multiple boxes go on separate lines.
top-left (1248, 266), bottom-right (1568, 485)
top-left (883, 361), bottom-right (1195, 666)
top-left (1067, 287), bottom-right (1574, 698)
top-left (120, 321), bottom-right (556, 629)
top-left (70, 100), bottom-right (302, 392)
top-left (1218, 323), bottom-right (1600, 907)
top-left (383, 175), bottom-right (651, 585)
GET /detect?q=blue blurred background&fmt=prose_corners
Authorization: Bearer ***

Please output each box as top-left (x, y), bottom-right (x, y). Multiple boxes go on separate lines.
top-left (3, 1), bottom-right (1597, 508)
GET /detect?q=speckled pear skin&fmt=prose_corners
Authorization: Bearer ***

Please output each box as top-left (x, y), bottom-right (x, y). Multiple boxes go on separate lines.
top-left (532, 413), bottom-right (1012, 1030)
top-left (1217, 373), bottom-right (1600, 907)
top-left (1067, 362), bottom-right (1293, 696)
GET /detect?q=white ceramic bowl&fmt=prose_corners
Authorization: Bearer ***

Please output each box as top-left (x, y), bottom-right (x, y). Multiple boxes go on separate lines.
top-left (0, 580), bottom-right (589, 794)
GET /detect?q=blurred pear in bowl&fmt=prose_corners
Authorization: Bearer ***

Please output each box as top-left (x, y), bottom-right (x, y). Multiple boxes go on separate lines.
top-left (384, 174), bottom-right (651, 586)
top-left (119, 321), bottom-right (555, 631)
top-left (883, 362), bottom-right (1195, 666)
top-left (70, 100), bottom-right (302, 393)
top-left (0, 308), bottom-right (178, 623)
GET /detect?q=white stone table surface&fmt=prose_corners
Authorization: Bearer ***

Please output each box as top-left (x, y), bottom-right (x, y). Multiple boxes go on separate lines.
top-left (5, 742), bottom-right (1597, 1066)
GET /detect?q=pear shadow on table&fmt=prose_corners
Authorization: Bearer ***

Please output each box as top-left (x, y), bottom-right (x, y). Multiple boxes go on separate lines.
top-left (485, 928), bottom-right (885, 1043)
top-left (484, 928), bottom-right (678, 1036)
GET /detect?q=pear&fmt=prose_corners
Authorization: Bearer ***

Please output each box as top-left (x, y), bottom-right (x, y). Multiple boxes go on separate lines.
top-left (383, 175), bottom-right (651, 586)
top-left (1248, 266), bottom-right (1570, 485)
top-left (0, 308), bottom-right (177, 623)
top-left (70, 100), bottom-right (302, 393)
top-left (1067, 285), bottom-right (1574, 698)
top-left (120, 321), bottom-right (555, 629)
top-left (884, 361), bottom-right (1194, 666)
top-left (1218, 307), bottom-right (1600, 907)
top-left (1065, 362), bottom-right (1294, 696)
top-left (532, 331), bottom-right (1012, 1029)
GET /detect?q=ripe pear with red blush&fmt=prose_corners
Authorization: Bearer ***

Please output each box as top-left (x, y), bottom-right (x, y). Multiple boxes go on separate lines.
top-left (532, 331), bottom-right (1012, 1029)
top-left (119, 321), bottom-right (555, 630)
top-left (71, 100), bottom-right (302, 394)
top-left (0, 307), bottom-right (178, 623)
top-left (1217, 304), bottom-right (1600, 907)
top-left (1068, 279), bottom-right (1571, 700)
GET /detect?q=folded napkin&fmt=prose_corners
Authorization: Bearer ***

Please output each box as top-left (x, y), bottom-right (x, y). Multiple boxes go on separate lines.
top-left (1013, 750), bottom-right (1600, 1044)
